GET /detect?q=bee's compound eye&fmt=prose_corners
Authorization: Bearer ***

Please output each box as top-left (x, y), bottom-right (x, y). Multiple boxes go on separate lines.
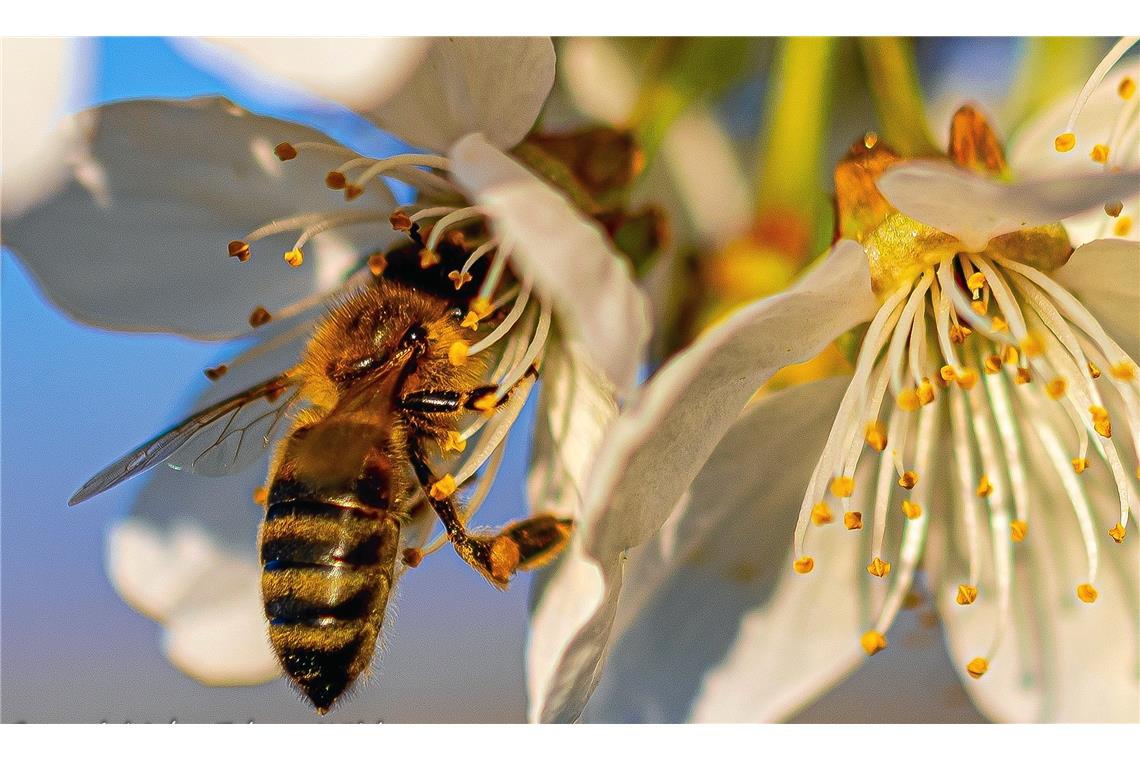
top-left (400, 324), bottom-right (429, 349)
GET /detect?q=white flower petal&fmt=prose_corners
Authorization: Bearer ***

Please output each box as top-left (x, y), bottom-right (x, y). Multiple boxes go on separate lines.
top-left (369, 37), bottom-right (554, 153)
top-left (3, 97), bottom-right (394, 338)
top-left (925, 451), bottom-right (1139, 722)
top-left (107, 519), bottom-right (279, 686)
top-left (877, 160), bottom-right (1140, 253)
top-left (583, 378), bottom-right (871, 722)
top-left (1052, 238), bottom-right (1140, 358)
top-left (526, 242), bottom-right (876, 723)
top-left (1, 38), bottom-right (93, 218)
top-left (450, 133), bottom-right (651, 393)
top-left (187, 38), bottom-right (431, 114)
top-left (528, 339), bottom-right (618, 519)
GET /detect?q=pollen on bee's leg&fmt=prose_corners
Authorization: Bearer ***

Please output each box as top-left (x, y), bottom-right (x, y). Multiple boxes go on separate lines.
top-left (966, 657), bottom-right (989, 679)
top-left (1010, 520), bottom-right (1028, 542)
top-left (204, 364), bottom-right (228, 381)
top-left (901, 500), bottom-right (922, 519)
top-left (844, 511), bottom-right (863, 530)
top-left (810, 502), bottom-right (833, 526)
top-left (1109, 523), bottom-right (1126, 543)
top-left (283, 248), bottom-right (304, 267)
top-left (956, 584), bottom-right (978, 605)
top-left (1054, 132), bottom-right (1077, 152)
top-left (1072, 457), bottom-right (1090, 474)
top-left (1089, 405), bottom-right (1112, 438)
top-left (248, 306), bottom-right (273, 328)
top-left (227, 240), bottom-right (251, 262)
top-left (793, 556), bottom-right (814, 574)
top-left (1115, 216), bottom-right (1134, 237)
top-left (867, 556), bottom-right (891, 577)
top-left (273, 142), bottom-right (298, 161)
top-left (442, 431), bottom-right (466, 453)
top-left (430, 474), bottom-right (457, 501)
top-left (448, 270), bottom-right (473, 289)
top-left (489, 536), bottom-right (521, 582)
top-left (829, 476), bottom-right (856, 498)
top-left (860, 630), bottom-right (887, 656)
top-left (1076, 583), bottom-right (1098, 603)
top-left (865, 421), bottom-right (888, 451)
top-left (448, 341), bottom-right (469, 366)
top-left (898, 471), bottom-right (918, 490)
top-left (976, 475), bottom-right (994, 497)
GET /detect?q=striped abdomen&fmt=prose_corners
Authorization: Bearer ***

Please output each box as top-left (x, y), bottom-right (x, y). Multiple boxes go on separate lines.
top-left (260, 498), bottom-right (399, 713)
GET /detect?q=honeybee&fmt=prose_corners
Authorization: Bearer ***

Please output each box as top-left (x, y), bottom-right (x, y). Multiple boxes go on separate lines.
top-left (70, 234), bottom-right (574, 713)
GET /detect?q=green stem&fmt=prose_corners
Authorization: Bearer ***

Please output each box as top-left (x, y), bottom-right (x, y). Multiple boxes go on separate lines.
top-left (859, 37), bottom-right (939, 157)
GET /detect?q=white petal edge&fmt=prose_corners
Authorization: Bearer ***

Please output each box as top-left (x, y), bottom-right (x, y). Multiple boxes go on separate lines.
top-left (1052, 238), bottom-right (1140, 359)
top-left (367, 37), bottom-right (554, 153)
top-left (583, 378), bottom-right (872, 722)
top-left (107, 518), bottom-right (280, 686)
top-left (185, 38), bottom-right (431, 113)
top-left (527, 240), bottom-right (878, 722)
top-left (3, 97), bottom-right (392, 338)
top-left (1, 38), bottom-right (93, 217)
top-left (450, 133), bottom-right (651, 394)
top-left (877, 160), bottom-right (1140, 253)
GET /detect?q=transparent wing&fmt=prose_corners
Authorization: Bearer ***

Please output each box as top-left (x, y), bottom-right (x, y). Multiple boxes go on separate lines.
top-left (70, 374), bottom-right (297, 505)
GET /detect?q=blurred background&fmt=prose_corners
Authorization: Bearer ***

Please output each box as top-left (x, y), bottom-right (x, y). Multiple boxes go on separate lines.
top-left (0, 36), bottom-right (1112, 723)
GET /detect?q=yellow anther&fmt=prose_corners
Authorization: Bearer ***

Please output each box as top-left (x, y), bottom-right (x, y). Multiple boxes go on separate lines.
top-left (1089, 405), bottom-right (1112, 438)
top-left (1115, 216), bottom-right (1134, 237)
top-left (901, 500), bottom-right (922, 519)
top-left (273, 142), bottom-right (297, 161)
top-left (844, 511), bottom-right (863, 530)
top-left (956, 368), bottom-right (979, 390)
top-left (867, 556), bottom-right (891, 577)
top-left (1104, 200), bottom-right (1124, 218)
top-left (1045, 377), bottom-right (1067, 399)
top-left (956, 584), bottom-right (978, 605)
top-left (916, 378), bottom-right (935, 405)
top-left (344, 184), bottom-right (364, 201)
top-left (448, 270), bottom-right (473, 289)
top-left (1110, 362), bottom-right (1136, 381)
top-left (863, 131), bottom-right (879, 149)
top-left (898, 471), bottom-right (919, 490)
top-left (203, 364), bottom-right (228, 381)
top-left (248, 305), bottom-right (272, 328)
top-left (966, 271), bottom-right (986, 293)
top-left (367, 252), bottom-right (388, 276)
top-left (448, 340), bottom-right (469, 367)
top-left (949, 323), bottom-right (972, 344)
top-left (460, 311), bottom-right (482, 330)
top-left (860, 630), bottom-right (888, 656)
top-left (429, 474), bottom-right (458, 500)
top-left (1010, 520), bottom-right (1028, 542)
top-left (977, 475), bottom-right (994, 497)
top-left (810, 502), bottom-right (833, 526)
top-left (1087, 361), bottom-right (1102, 379)
top-left (830, 476), bottom-right (856, 498)
top-left (897, 388), bottom-right (921, 411)
top-left (1020, 334), bottom-right (1043, 358)
top-left (990, 315), bottom-right (1008, 333)
top-left (793, 556), bottom-right (815, 574)
top-left (388, 209), bottom-right (412, 230)
top-left (419, 248), bottom-right (441, 268)
top-left (252, 486), bottom-right (269, 507)
top-left (470, 296), bottom-right (493, 319)
top-left (940, 364), bottom-right (957, 383)
top-left (966, 657), bottom-right (989, 679)
top-left (1076, 583), bottom-right (1098, 603)
top-left (1071, 457), bottom-right (1089, 474)
top-left (1054, 132), bottom-right (1076, 152)
top-left (1015, 367), bottom-right (1032, 385)
top-left (1090, 144), bottom-right (1110, 164)
top-left (1002, 345), bottom-right (1019, 365)
top-left (283, 248), bottom-right (304, 267)
top-left (1109, 523), bottom-right (1126, 544)
top-left (864, 421), bottom-right (888, 452)
top-left (970, 299), bottom-right (988, 316)
top-left (325, 170), bottom-right (347, 190)
top-left (1121, 76), bottom-right (1137, 99)
top-left (227, 240), bottom-right (251, 262)
top-left (984, 354), bottom-right (1003, 374)
top-left (442, 431), bottom-right (467, 453)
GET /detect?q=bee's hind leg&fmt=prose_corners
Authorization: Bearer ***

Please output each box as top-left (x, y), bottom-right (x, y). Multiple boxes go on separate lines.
top-left (407, 436), bottom-right (572, 588)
